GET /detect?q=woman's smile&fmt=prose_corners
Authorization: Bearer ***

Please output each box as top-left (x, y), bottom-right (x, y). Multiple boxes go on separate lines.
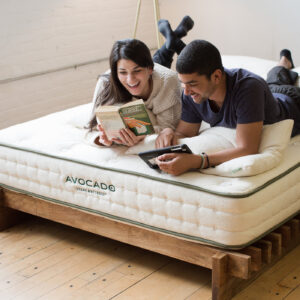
top-left (117, 59), bottom-right (153, 99)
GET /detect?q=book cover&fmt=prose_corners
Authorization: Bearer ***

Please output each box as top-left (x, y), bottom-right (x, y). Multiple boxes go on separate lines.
top-left (95, 99), bottom-right (154, 140)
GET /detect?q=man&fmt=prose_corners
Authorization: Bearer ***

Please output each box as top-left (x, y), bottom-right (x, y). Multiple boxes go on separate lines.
top-left (156, 40), bottom-right (300, 175)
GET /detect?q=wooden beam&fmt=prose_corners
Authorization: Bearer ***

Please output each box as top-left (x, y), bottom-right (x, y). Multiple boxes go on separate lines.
top-left (212, 253), bottom-right (235, 300)
top-left (1, 189), bottom-right (217, 268)
top-left (2, 188), bottom-right (252, 280)
top-left (226, 252), bottom-right (251, 280)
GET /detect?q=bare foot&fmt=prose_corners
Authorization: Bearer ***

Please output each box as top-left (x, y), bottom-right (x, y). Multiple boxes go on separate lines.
top-left (278, 56), bottom-right (292, 69)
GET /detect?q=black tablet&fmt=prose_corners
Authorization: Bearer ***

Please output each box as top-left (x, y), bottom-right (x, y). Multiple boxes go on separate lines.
top-left (138, 144), bottom-right (193, 169)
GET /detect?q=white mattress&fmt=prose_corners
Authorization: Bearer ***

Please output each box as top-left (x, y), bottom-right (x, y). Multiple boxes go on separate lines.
top-left (0, 56), bottom-right (299, 249)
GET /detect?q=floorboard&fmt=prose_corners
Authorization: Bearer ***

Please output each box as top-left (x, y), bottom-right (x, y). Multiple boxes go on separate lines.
top-left (0, 217), bottom-right (299, 300)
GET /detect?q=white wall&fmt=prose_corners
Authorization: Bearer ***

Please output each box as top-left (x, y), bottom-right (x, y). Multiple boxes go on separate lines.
top-left (0, 0), bottom-right (158, 81)
top-left (0, 0), bottom-right (157, 128)
top-left (1, 0), bottom-right (299, 129)
top-left (159, 0), bottom-right (300, 65)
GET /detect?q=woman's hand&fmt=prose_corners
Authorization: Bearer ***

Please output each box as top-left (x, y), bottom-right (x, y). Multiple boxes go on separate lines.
top-left (97, 124), bottom-right (113, 146)
top-left (112, 128), bottom-right (145, 146)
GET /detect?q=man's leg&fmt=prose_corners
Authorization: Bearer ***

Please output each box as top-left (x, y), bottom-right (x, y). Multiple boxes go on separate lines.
top-left (268, 49), bottom-right (300, 107)
top-left (267, 49), bottom-right (298, 86)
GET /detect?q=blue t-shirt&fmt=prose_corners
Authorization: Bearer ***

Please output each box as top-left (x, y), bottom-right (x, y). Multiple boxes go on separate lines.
top-left (181, 68), bottom-right (300, 136)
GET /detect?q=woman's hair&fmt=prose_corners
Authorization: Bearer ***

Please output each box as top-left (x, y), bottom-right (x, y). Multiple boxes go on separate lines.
top-left (176, 39), bottom-right (224, 78)
top-left (88, 39), bottom-right (154, 130)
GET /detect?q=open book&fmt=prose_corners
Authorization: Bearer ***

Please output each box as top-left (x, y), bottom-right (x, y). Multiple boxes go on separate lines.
top-left (95, 99), bottom-right (155, 140)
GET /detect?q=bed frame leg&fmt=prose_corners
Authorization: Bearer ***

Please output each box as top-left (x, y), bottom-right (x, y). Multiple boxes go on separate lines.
top-left (212, 252), bottom-right (234, 300)
top-left (0, 189), bottom-right (29, 230)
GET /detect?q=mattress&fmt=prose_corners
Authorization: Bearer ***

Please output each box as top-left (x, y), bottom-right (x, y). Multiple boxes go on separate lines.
top-left (0, 56), bottom-right (300, 249)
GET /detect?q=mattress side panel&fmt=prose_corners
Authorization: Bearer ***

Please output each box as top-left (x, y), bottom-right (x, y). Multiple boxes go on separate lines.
top-left (1, 145), bottom-right (299, 248)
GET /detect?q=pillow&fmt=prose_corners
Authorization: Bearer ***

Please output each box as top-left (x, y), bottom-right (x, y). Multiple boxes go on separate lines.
top-left (201, 119), bottom-right (294, 177)
top-left (126, 119), bottom-right (294, 177)
top-left (125, 126), bottom-right (236, 155)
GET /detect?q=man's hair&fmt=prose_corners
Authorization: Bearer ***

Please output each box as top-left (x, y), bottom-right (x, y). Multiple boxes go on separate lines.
top-left (176, 40), bottom-right (224, 78)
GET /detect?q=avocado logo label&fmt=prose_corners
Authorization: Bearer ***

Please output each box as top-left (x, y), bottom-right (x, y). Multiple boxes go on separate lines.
top-left (65, 176), bottom-right (115, 196)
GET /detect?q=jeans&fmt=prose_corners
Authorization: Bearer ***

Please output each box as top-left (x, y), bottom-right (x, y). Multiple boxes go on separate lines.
top-left (267, 66), bottom-right (300, 102)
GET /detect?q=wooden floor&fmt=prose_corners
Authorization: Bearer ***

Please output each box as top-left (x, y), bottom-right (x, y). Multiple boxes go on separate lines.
top-left (0, 217), bottom-right (299, 300)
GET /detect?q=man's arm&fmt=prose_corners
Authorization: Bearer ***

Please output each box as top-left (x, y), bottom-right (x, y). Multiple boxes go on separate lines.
top-left (157, 121), bottom-right (263, 175)
top-left (155, 120), bottom-right (201, 148)
top-left (207, 121), bottom-right (263, 166)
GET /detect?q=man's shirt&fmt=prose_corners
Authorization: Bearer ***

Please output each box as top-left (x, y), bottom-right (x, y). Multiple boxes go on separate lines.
top-left (181, 68), bottom-right (300, 136)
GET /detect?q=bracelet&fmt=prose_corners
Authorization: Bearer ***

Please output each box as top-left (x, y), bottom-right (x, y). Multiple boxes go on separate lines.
top-left (202, 152), bottom-right (210, 169)
top-left (199, 153), bottom-right (205, 169)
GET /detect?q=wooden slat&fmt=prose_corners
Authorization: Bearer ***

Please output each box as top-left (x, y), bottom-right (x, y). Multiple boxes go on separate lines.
top-left (240, 246), bottom-right (262, 272)
top-left (287, 219), bottom-right (300, 239)
top-left (264, 232), bottom-right (282, 256)
top-left (276, 225), bottom-right (291, 248)
top-left (254, 240), bottom-right (272, 264)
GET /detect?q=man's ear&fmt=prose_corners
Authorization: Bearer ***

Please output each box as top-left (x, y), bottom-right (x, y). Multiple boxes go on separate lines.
top-left (211, 69), bottom-right (223, 84)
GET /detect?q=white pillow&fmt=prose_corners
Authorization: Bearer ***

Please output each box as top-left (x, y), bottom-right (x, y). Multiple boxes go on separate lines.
top-left (180, 126), bottom-right (236, 154)
top-left (202, 119), bottom-right (294, 177)
top-left (125, 126), bottom-right (236, 155)
top-left (126, 119), bottom-right (294, 177)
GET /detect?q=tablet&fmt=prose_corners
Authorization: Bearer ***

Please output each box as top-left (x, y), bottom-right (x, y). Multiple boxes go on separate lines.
top-left (138, 144), bottom-right (193, 169)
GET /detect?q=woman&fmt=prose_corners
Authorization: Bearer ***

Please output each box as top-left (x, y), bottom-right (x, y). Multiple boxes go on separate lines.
top-left (88, 17), bottom-right (194, 147)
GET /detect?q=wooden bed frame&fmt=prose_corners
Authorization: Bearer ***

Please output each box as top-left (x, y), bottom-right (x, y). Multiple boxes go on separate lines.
top-left (1, 187), bottom-right (299, 300)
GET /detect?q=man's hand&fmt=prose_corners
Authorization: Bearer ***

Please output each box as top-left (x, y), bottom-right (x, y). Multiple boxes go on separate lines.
top-left (156, 153), bottom-right (202, 176)
top-left (155, 128), bottom-right (178, 149)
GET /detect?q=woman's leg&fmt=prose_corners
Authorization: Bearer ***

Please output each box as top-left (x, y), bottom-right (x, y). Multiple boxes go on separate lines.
top-left (152, 16), bottom-right (193, 68)
top-left (152, 44), bottom-right (175, 68)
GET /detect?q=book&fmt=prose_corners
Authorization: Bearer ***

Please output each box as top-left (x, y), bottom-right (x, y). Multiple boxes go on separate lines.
top-left (95, 99), bottom-right (155, 140)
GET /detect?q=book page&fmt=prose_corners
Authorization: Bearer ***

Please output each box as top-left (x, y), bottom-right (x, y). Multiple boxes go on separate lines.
top-left (95, 111), bottom-right (125, 140)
